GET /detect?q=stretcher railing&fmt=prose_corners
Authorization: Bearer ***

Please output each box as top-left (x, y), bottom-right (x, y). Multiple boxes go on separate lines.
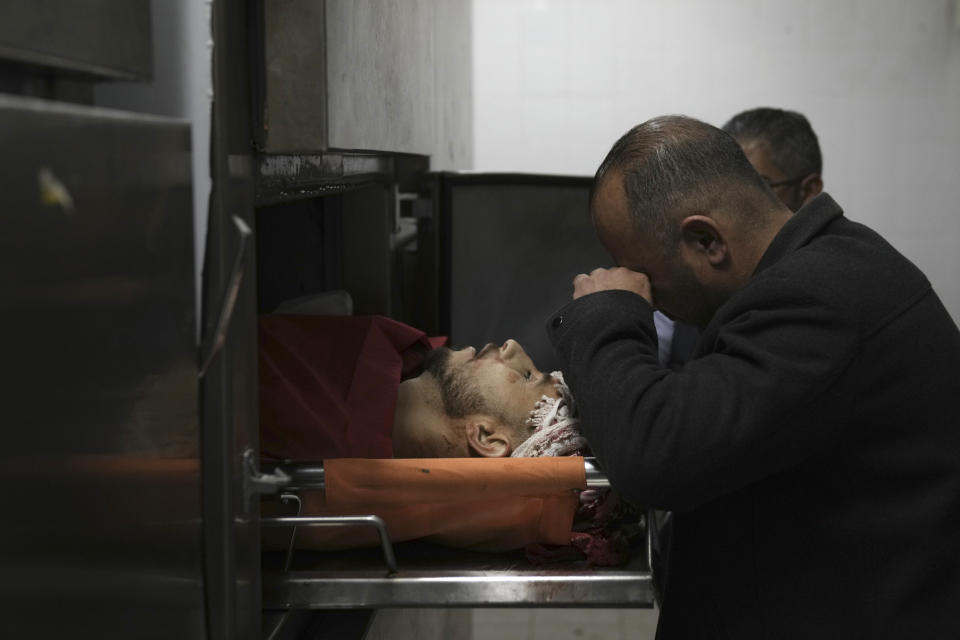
top-left (260, 457), bottom-right (612, 491)
top-left (260, 457), bottom-right (613, 576)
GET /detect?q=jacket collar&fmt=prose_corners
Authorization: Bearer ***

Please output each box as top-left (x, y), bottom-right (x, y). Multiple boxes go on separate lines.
top-left (753, 192), bottom-right (844, 276)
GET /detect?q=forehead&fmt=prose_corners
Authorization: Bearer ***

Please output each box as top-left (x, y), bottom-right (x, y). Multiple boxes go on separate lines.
top-left (591, 173), bottom-right (645, 267)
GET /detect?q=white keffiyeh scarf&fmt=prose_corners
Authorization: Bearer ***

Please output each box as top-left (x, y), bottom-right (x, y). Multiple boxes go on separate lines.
top-left (510, 371), bottom-right (587, 458)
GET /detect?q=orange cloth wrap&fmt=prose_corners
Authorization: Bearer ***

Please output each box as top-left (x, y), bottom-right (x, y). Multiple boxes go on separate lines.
top-left (290, 456), bottom-right (586, 552)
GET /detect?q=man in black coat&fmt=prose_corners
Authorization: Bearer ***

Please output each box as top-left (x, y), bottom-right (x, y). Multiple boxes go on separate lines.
top-left (548, 115), bottom-right (960, 638)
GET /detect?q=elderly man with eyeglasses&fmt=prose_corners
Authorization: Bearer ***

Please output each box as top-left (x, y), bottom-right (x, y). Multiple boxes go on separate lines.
top-left (722, 107), bottom-right (823, 212)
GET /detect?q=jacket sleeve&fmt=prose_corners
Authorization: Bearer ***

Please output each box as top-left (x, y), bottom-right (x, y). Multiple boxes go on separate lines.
top-left (547, 285), bottom-right (859, 511)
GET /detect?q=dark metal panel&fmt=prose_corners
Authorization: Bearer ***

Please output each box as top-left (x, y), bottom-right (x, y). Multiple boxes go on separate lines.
top-left (0, 95), bottom-right (202, 638)
top-left (255, 184), bottom-right (396, 318)
top-left (0, 0), bottom-right (152, 81)
top-left (201, 1), bottom-right (262, 638)
top-left (255, 198), bottom-right (333, 314)
top-left (0, 59), bottom-right (96, 104)
top-left (261, 0), bottom-right (328, 153)
top-left (438, 173), bottom-right (611, 372)
top-left (341, 186), bottom-right (395, 316)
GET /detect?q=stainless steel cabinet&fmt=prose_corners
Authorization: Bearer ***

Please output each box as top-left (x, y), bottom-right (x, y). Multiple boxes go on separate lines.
top-left (0, 0), bottom-right (152, 80)
top-left (260, 0), bottom-right (472, 170)
top-left (0, 95), bottom-right (202, 639)
top-left (201, 3), bottom-right (263, 639)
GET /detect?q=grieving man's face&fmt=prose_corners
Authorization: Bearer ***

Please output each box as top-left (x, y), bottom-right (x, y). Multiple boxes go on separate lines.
top-left (592, 172), bottom-right (717, 328)
top-left (422, 339), bottom-right (561, 439)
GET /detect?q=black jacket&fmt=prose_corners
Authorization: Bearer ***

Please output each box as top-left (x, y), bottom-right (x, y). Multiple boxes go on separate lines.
top-left (548, 194), bottom-right (960, 639)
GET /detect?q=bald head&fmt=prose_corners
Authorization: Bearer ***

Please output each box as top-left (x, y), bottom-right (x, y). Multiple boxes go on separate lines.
top-left (591, 115), bottom-right (782, 253)
top-left (590, 116), bottom-right (794, 327)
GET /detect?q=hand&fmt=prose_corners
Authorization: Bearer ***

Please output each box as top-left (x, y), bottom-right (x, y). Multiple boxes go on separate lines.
top-left (572, 267), bottom-right (653, 304)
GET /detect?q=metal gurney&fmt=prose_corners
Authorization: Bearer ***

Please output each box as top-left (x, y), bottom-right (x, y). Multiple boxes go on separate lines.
top-left (258, 457), bottom-right (655, 610)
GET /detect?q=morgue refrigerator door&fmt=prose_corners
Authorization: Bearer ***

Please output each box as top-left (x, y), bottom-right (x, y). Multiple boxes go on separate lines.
top-left (0, 95), bottom-right (203, 639)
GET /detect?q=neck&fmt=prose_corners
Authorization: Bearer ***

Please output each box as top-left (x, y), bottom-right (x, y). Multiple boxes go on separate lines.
top-left (717, 191), bottom-right (793, 282)
top-left (702, 199), bottom-right (793, 321)
top-left (742, 203), bottom-right (793, 277)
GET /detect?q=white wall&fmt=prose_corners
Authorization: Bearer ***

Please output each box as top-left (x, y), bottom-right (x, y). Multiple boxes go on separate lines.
top-left (96, 0), bottom-right (212, 336)
top-left (474, 0), bottom-right (960, 323)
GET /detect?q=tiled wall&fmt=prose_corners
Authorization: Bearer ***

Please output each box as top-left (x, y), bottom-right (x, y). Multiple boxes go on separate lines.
top-left (365, 609), bottom-right (473, 639)
top-left (474, 0), bottom-right (960, 323)
top-left (473, 607), bottom-right (659, 640)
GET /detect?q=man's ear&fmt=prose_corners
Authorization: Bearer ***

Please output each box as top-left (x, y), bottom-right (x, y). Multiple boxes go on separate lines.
top-left (800, 173), bottom-right (823, 205)
top-left (464, 418), bottom-right (512, 458)
top-left (679, 215), bottom-right (729, 267)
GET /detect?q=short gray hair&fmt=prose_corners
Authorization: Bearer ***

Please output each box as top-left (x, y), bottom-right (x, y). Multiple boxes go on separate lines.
top-left (592, 115), bottom-right (772, 250)
top-left (722, 107), bottom-right (822, 180)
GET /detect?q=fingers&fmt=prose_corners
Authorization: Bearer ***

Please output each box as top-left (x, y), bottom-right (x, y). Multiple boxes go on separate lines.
top-left (571, 267), bottom-right (612, 286)
top-left (570, 267), bottom-right (653, 304)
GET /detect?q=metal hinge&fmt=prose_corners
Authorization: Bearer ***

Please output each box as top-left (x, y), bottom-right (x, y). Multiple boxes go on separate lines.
top-left (242, 448), bottom-right (290, 508)
top-left (390, 187), bottom-right (433, 250)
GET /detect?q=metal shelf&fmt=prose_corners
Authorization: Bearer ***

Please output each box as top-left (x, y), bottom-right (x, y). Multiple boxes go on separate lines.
top-left (262, 543), bottom-right (654, 610)
top-left (255, 151), bottom-right (429, 206)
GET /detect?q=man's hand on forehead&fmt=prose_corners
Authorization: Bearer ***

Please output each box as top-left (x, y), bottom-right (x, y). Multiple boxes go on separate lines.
top-left (572, 267), bottom-right (653, 304)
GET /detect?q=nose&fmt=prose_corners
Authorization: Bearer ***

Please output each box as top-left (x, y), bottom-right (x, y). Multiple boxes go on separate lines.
top-left (500, 340), bottom-right (532, 367)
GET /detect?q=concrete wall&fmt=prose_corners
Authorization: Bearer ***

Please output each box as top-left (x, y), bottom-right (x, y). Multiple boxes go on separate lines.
top-left (473, 0), bottom-right (960, 324)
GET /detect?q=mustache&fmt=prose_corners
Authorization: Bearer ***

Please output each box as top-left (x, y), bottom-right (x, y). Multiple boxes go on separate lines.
top-left (474, 343), bottom-right (498, 359)
top-left (422, 347), bottom-right (452, 378)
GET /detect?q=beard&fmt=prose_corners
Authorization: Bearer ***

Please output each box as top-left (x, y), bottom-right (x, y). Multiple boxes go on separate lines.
top-left (421, 348), bottom-right (507, 423)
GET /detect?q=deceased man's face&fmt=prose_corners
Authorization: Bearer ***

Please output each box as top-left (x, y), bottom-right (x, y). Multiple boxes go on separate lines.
top-left (423, 339), bottom-right (561, 436)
